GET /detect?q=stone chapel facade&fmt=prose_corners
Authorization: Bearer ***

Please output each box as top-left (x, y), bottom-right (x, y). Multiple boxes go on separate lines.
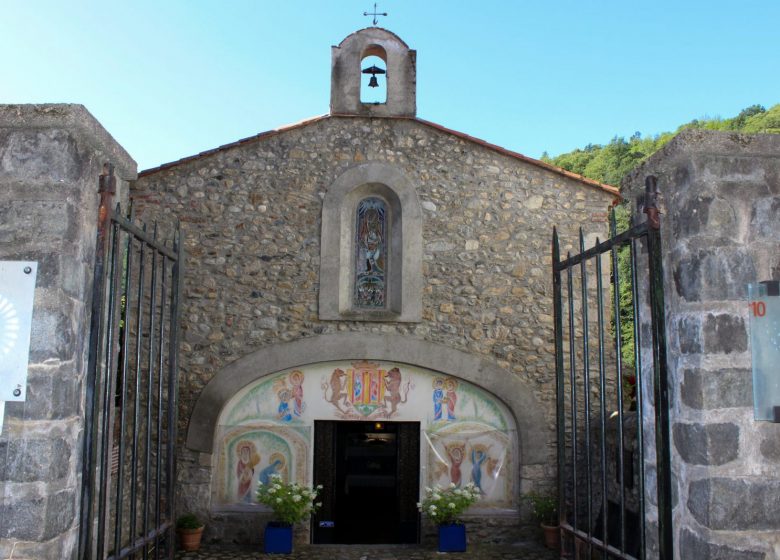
top-left (132, 28), bottom-right (618, 544)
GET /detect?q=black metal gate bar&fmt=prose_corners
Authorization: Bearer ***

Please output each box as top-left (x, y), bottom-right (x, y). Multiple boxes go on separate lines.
top-left (138, 224), bottom-right (158, 555)
top-left (79, 165), bottom-right (182, 560)
top-left (79, 164), bottom-right (117, 560)
top-left (154, 250), bottom-right (168, 558)
top-left (98, 213), bottom-right (124, 557)
top-left (143, 226), bottom-right (158, 558)
top-left (595, 235), bottom-right (609, 553)
top-left (609, 211), bottom-right (628, 554)
top-left (645, 177), bottom-right (673, 559)
top-left (166, 248), bottom-right (183, 560)
top-left (579, 230), bottom-right (594, 556)
top-left (114, 214), bottom-right (136, 559)
top-left (552, 175), bottom-right (672, 560)
top-left (552, 228), bottom-right (566, 532)
top-left (630, 237), bottom-right (647, 556)
top-left (129, 231), bottom-right (147, 555)
top-left (566, 260), bottom-right (578, 535)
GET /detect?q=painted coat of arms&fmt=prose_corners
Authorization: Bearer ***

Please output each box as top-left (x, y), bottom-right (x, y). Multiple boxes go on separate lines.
top-left (322, 361), bottom-right (413, 419)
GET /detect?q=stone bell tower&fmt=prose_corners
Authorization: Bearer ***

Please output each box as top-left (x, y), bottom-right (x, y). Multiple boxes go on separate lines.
top-left (330, 27), bottom-right (417, 117)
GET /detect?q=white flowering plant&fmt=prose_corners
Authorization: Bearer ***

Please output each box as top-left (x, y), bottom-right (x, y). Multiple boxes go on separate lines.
top-left (417, 482), bottom-right (481, 525)
top-left (256, 475), bottom-right (322, 525)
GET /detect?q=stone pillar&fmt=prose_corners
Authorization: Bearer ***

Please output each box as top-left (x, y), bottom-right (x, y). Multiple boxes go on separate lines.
top-left (0, 104), bottom-right (136, 559)
top-left (623, 129), bottom-right (780, 559)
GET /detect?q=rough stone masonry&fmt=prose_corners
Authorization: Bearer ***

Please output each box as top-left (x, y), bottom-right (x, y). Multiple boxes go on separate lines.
top-left (132, 113), bottom-right (618, 543)
top-left (624, 128), bottom-right (780, 559)
top-left (0, 104), bottom-right (135, 560)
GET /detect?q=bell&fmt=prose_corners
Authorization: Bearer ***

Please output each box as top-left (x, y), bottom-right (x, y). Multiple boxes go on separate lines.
top-left (368, 75), bottom-right (379, 88)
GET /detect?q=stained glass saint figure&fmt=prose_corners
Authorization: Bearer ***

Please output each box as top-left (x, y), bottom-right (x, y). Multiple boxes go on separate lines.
top-left (354, 197), bottom-right (387, 308)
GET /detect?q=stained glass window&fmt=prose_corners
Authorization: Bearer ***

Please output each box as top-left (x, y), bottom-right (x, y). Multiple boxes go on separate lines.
top-left (354, 197), bottom-right (387, 308)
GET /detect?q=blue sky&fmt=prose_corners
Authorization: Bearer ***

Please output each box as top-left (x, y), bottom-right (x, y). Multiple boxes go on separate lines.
top-left (2, 1), bottom-right (778, 171)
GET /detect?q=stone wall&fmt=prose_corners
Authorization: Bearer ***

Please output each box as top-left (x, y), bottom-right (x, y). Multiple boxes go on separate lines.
top-left (132, 115), bottom-right (617, 542)
top-left (0, 104), bottom-right (136, 559)
top-left (623, 129), bottom-right (780, 559)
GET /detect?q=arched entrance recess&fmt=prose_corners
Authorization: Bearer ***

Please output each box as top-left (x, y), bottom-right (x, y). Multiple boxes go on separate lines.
top-left (186, 333), bottom-right (549, 463)
top-left (188, 333), bottom-right (551, 543)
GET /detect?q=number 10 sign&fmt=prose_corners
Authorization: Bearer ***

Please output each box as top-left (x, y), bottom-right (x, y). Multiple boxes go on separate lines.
top-left (748, 281), bottom-right (780, 422)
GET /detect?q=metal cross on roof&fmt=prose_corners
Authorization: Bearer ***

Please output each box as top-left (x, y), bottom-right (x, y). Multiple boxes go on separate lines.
top-left (363, 2), bottom-right (388, 26)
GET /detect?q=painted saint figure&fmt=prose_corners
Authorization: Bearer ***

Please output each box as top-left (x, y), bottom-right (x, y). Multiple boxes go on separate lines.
top-left (445, 442), bottom-right (465, 487)
top-left (444, 378), bottom-right (458, 420)
top-left (487, 456), bottom-right (502, 480)
top-left (432, 378), bottom-right (445, 421)
top-left (354, 198), bottom-right (387, 308)
top-left (235, 441), bottom-right (260, 503)
top-left (471, 446), bottom-right (488, 494)
top-left (289, 370), bottom-right (305, 417)
top-left (359, 204), bottom-right (384, 274)
top-left (258, 453), bottom-right (287, 485)
top-left (277, 389), bottom-right (292, 422)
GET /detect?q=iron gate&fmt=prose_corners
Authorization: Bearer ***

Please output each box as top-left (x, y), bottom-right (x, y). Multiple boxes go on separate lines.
top-left (79, 164), bottom-right (183, 560)
top-left (552, 176), bottom-right (672, 559)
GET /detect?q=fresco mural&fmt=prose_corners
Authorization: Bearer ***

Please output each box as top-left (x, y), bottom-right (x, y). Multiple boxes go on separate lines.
top-left (213, 425), bottom-right (308, 509)
top-left (424, 425), bottom-right (512, 506)
top-left (213, 361), bottom-right (516, 510)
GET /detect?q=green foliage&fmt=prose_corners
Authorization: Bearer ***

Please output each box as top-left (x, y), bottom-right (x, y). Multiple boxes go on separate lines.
top-left (741, 104), bottom-right (780, 133)
top-left (256, 476), bottom-right (322, 525)
top-left (418, 483), bottom-right (481, 525)
top-left (176, 513), bottom-right (203, 530)
top-left (545, 103), bottom-right (780, 185)
top-left (524, 492), bottom-right (558, 525)
top-left (613, 205), bottom-right (635, 369)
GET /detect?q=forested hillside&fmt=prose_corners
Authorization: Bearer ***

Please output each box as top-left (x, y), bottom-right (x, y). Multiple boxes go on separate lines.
top-left (542, 103), bottom-right (780, 187)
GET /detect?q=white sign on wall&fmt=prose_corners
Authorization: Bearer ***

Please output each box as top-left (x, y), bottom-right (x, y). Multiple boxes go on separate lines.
top-left (0, 261), bottom-right (38, 401)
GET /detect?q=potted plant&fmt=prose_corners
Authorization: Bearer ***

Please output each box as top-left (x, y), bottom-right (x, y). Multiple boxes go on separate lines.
top-left (526, 492), bottom-right (559, 550)
top-left (256, 474), bottom-right (322, 554)
top-left (176, 513), bottom-right (205, 552)
top-left (418, 482), bottom-right (481, 552)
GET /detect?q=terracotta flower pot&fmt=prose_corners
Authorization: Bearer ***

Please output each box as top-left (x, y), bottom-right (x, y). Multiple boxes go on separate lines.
top-left (178, 526), bottom-right (204, 551)
top-left (541, 522), bottom-right (560, 551)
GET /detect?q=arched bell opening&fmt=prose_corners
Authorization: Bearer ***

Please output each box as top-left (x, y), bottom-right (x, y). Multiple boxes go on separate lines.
top-left (360, 45), bottom-right (387, 104)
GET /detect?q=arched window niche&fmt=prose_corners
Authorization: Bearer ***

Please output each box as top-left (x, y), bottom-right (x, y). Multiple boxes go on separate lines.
top-left (320, 163), bottom-right (422, 322)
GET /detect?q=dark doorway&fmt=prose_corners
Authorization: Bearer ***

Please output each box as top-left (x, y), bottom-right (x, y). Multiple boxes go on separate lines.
top-left (312, 421), bottom-right (420, 544)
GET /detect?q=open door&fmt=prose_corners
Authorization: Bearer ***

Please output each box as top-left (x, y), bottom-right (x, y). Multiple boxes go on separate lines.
top-left (313, 421), bottom-right (420, 544)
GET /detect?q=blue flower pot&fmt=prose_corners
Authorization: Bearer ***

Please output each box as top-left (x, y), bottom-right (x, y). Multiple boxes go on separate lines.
top-left (264, 522), bottom-right (293, 554)
top-left (438, 523), bottom-right (466, 552)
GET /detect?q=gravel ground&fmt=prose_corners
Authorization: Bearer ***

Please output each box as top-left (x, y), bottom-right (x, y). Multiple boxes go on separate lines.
top-left (175, 542), bottom-right (560, 560)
